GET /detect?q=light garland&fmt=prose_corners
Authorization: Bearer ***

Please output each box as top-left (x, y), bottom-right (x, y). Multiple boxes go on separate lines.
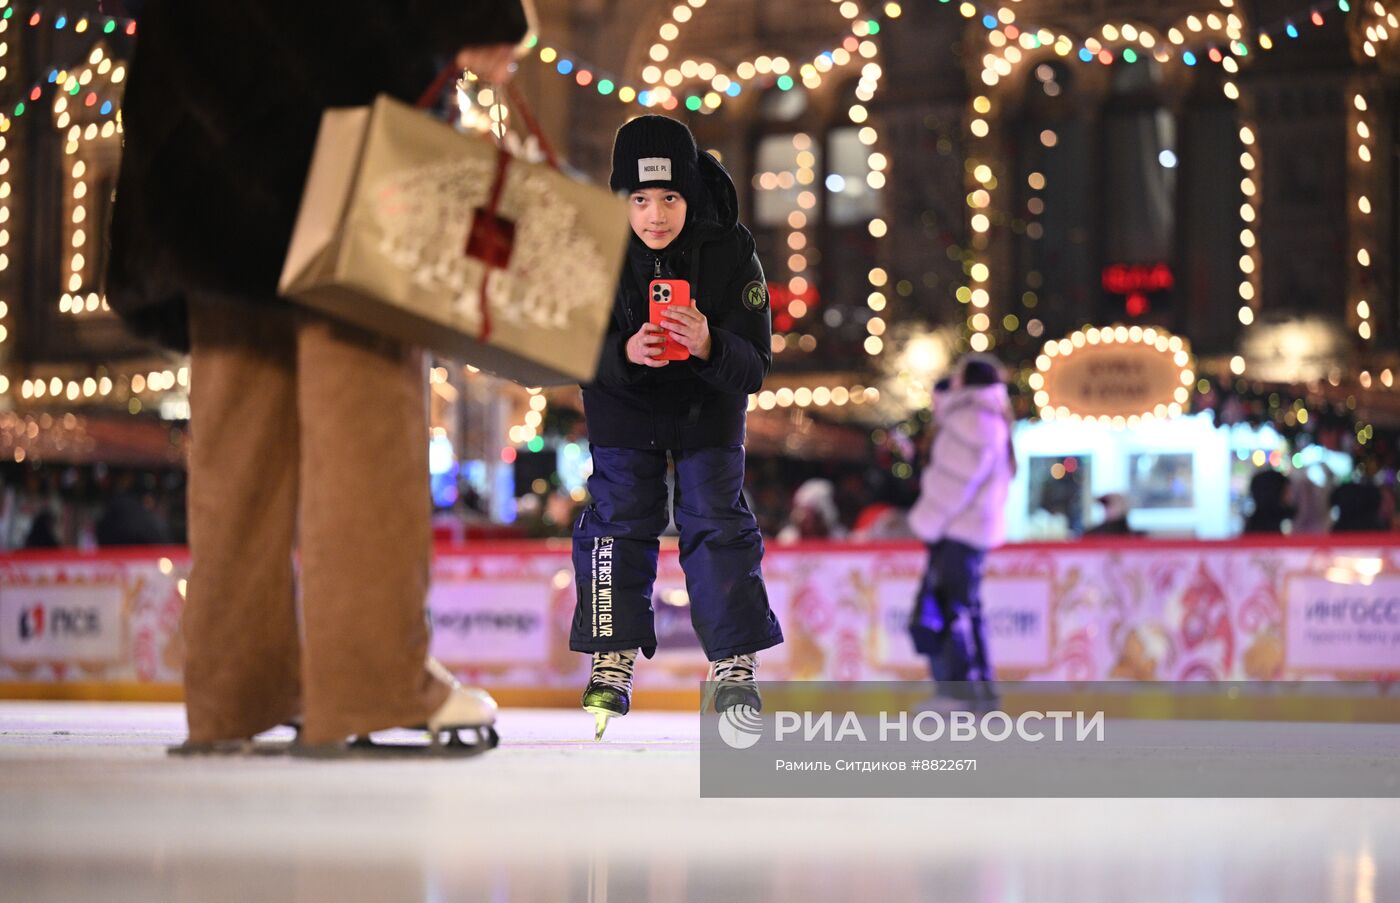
top-left (1350, 89), bottom-right (1376, 343)
top-left (1210, 43), bottom-right (1258, 375)
top-left (15, 364), bottom-right (184, 424)
top-left (520, 2), bottom-right (884, 113)
top-left (758, 83), bottom-right (890, 365)
top-left (968, 4), bottom-right (1248, 84)
top-left (855, 8), bottom-right (888, 359)
top-left (639, 0), bottom-right (882, 112)
top-left (56, 45), bottom-right (124, 317)
top-left (748, 383), bottom-right (880, 412)
top-left (963, 92), bottom-right (995, 354)
top-left (641, 0), bottom-right (734, 109)
top-left (19, 374), bottom-right (111, 403)
top-left (1236, 121), bottom-right (1260, 340)
top-left (531, 39), bottom-right (642, 108)
top-left (0, 8), bottom-right (138, 420)
top-left (1360, 0), bottom-right (1398, 57)
top-left (20, 10), bottom-right (136, 37)
top-left (518, 0), bottom-right (1351, 119)
top-left (967, 0), bottom-right (1349, 70)
top-left (1031, 325), bottom-right (1195, 425)
top-left (769, 132), bottom-right (817, 355)
top-left (0, 0), bottom-right (11, 401)
top-left (520, 0), bottom-right (1356, 120)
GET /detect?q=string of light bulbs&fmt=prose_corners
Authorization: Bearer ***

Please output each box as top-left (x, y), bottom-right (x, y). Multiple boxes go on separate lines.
top-left (513, 1), bottom-right (887, 114)
top-left (0, 0), bottom-right (12, 404)
top-left (1351, 89), bottom-right (1377, 345)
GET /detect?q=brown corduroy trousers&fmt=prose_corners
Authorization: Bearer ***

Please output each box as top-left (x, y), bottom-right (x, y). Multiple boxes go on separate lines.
top-left (183, 301), bottom-right (449, 745)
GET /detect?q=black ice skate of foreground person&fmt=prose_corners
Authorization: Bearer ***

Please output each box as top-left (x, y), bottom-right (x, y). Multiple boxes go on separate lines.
top-left (103, 0), bottom-right (528, 758)
top-left (571, 115), bottom-right (784, 739)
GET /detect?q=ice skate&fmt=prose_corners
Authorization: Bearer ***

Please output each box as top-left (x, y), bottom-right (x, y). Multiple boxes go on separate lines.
top-left (702, 653), bottom-right (761, 714)
top-left (292, 659), bottom-right (499, 759)
top-left (420, 657), bottom-right (501, 753)
top-left (582, 649), bottom-right (638, 740)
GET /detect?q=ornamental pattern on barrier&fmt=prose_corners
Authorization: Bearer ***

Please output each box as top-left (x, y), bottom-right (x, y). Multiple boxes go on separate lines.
top-left (2, 544), bottom-right (1397, 689)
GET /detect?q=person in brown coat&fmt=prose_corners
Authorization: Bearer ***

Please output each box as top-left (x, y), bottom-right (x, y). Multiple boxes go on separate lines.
top-left (105, 1), bottom-right (529, 754)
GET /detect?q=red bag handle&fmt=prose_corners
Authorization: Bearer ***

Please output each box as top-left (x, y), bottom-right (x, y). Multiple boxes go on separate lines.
top-left (414, 64), bottom-right (460, 110)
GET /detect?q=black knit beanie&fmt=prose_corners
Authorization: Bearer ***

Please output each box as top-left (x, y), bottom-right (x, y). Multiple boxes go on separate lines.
top-left (609, 115), bottom-right (704, 203)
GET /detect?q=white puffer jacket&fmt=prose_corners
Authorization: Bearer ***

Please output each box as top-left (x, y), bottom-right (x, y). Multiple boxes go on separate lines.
top-left (908, 383), bottom-right (1013, 550)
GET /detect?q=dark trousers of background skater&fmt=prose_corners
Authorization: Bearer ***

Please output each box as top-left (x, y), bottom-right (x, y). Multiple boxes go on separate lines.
top-left (908, 538), bottom-right (995, 698)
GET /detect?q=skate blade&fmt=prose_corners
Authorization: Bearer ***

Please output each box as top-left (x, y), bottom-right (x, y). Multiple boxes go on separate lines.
top-left (289, 725), bottom-right (499, 760)
top-left (583, 706), bottom-right (618, 741)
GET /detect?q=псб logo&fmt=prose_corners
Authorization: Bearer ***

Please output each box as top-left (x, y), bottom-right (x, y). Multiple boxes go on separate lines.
top-left (15, 602), bottom-right (100, 640)
top-left (19, 603), bottom-right (45, 640)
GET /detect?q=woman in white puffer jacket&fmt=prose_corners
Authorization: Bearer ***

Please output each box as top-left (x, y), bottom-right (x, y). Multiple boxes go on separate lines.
top-left (907, 355), bottom-right (1015, 703)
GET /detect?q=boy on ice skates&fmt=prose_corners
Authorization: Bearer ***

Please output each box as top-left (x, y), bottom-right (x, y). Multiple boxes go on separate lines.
top-left (571, 115), bottom-right (784, 738)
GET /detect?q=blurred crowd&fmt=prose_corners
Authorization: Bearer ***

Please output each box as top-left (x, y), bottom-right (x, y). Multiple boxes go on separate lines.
top-left (0, 463), bottom-right (185, 550)
top-left (1242, 467), bottom-right (1397, 535)
top-left (4, 437), bottom-right (1397, 551)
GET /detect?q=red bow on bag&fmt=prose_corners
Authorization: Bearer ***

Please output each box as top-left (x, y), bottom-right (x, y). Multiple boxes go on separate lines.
top-left (416, 70), bottom-right (559, 341)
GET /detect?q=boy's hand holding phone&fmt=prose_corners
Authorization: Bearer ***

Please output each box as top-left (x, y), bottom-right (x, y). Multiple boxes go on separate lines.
top-left (626, 324), bottom-right (672, 367)
top-left (661, 305), bottom-right (711, 361)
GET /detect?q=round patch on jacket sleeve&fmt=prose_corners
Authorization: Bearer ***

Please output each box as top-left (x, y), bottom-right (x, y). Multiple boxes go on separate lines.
top-left (742, 280), bottom-right (768, 311)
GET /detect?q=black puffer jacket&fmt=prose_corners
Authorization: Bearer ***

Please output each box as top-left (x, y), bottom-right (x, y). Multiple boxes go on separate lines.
top-left (583, 153), bottom-right (772, 450)
top-left (105, 0), bottom-right (528, 352)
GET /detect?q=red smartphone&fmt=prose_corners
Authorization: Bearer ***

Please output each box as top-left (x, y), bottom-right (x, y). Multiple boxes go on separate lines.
top-left (648, 278), bottom-right (693, 361)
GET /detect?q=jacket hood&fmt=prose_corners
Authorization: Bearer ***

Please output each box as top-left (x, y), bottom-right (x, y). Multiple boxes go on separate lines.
top-left (691, 150), bottom-right (739, 235)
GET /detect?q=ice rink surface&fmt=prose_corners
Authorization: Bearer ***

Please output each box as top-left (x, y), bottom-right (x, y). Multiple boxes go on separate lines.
top-left (1, 701), bottom-right (1398, 902)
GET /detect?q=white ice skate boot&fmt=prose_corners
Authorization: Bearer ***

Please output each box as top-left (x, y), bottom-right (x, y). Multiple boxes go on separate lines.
top-left (293, 658), bottom-right (500, 758)
top-left (424, 657), bottom-right (500, 750)
top-left (582, 649), bottom-right (638, 741)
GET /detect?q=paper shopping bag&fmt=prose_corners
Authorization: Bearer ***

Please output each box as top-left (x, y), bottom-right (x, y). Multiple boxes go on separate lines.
top-left (280, 94), bottom-right (629, 386)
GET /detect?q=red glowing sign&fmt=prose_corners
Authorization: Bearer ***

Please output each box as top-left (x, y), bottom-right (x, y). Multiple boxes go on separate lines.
top-left (767, 281), bottom-right (817, 308)
top-left (1102, 263), bottom-right (1173, 318)
top-left (1102, 263), bottom-right (1174, 294)
top-left (767, 281), bottom-right (820, 333)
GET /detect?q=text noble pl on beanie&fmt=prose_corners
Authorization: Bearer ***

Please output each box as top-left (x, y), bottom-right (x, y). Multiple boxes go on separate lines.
top-left (609, 115), bottom-right (704, 202)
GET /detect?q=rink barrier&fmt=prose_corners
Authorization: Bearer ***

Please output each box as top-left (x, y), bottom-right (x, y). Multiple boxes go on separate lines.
top-left (1, 535), bottom-right (1398, 710)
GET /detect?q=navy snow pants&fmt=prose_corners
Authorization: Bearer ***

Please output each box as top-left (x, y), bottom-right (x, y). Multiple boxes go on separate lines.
top-left (908, 539), bottom-right (993, 684)
top-left (570, 445), bottom-right (784, 662)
